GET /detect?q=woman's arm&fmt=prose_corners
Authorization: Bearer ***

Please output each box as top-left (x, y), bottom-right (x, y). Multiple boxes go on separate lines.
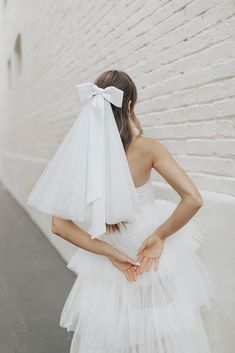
top-left (136, 138), bottom-right (204, 274)
top-left (51, 216), bottom-right (140, 267)
top-left (150, 138), bottom-right (203, 240)
top-left (51, 216), bottom-right (113, 256)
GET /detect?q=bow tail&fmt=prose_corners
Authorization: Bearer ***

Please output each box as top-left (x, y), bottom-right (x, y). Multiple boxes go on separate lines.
top-left (87, 102), bottom-right (106, 238)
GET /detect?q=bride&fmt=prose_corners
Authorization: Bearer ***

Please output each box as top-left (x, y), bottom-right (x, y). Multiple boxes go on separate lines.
top-left (28, 69), bottom-right (213, 353)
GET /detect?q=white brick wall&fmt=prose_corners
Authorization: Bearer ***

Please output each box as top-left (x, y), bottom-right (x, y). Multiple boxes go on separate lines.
top-left (0, 1), bottom-right (235, 351)
top-left (0, 1), bottom-right (234, 199)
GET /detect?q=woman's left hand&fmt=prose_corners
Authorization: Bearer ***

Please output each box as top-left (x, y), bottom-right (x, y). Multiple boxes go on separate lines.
top-left (109, 257), bottom-right (139, 282)
top-left (136, 232), bottom-right (164, 274)
top-left (107, 247), bottom-right (140, 282)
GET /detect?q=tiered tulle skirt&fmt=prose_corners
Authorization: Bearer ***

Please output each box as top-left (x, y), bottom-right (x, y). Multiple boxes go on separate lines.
top-left (59, 189), bottom-right (214, 353)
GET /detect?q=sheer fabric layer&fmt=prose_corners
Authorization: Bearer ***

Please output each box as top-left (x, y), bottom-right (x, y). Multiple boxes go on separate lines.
top-left (60, 181), bottom-right (214, 353)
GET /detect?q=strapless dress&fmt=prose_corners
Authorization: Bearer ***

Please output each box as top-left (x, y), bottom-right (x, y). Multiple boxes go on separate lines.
top-left (59, 180), bottom-right (214, 353)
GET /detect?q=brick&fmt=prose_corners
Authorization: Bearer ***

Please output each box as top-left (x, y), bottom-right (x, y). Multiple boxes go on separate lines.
top-left (216, 119), bottom-right (235, 138)
top-left (225, 77), bottom-right (235, 97)
top-left (157, 107), bottom-right (186, 124)
top-left (172, 88), bottom-right (196, 108)
top-left (215, 140), bottom-right (235, 157)
top-left (173, 0), bottom-right (192, 12)
top-left (187, 121), bottom-right (216, 138)
top-left (163, 139), bottom-right (186, 154)
top-left (179, 60), bottom-right (235, 90)
top-left (186, 104), bottom-right (215, 121)
top-left (139, 113), bottom-right (158, 127)
top-left (201, 158), bottom-right (235, 177)
top-left (177, 156), bottom-right (235, 177)
top-left (197, 83), bottom-right (228, 104)
top-left (214, 99), bottom-right (235, 118)
top-left (186, 0), bottom-right (216, 19)
top-left (186, 139), bottom-right (214, 155)
top-left (188, 173), bottom-right (217, 191)
top-left (146, 124), bottom-right (186, 139)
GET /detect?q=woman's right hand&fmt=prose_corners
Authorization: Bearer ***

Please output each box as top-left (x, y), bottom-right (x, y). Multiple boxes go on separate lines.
top-left (136, 231), bottom-right (164, 274)
top-left (107, 247), bottom-right (140, 282)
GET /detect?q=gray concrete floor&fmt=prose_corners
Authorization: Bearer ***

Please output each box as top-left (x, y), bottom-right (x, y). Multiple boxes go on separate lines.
top-left (0, 182), bottom-right (75, 353)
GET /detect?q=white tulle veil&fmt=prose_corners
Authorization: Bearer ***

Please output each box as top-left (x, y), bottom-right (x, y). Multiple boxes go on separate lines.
top-left (27, 81), bottom-right (142, 238)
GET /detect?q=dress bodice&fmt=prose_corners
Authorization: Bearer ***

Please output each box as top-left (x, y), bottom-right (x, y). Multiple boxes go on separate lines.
top-left (135, 180), bottom-right (156, 206)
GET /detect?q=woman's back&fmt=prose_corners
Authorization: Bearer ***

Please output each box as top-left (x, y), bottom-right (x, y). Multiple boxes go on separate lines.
top-left (126, 133), bottom-right (154, 188)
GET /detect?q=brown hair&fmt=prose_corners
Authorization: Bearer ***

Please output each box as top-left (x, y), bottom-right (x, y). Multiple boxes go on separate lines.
top-left (94, 70), bottom-right (144, 234)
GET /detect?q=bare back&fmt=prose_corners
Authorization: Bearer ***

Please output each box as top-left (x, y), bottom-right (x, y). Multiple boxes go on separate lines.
top-left (126, 134), bottom-right (153, 188)
top-left (126, 131), bottom-right (202, 203)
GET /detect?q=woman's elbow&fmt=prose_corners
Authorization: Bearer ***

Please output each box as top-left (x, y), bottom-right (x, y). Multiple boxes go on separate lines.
top-left (51, 216), bottom-right (64, 236)
top-left (192, 193), bottom-right (203, 209)
top-left (184, 192), bottom-right (203, 211)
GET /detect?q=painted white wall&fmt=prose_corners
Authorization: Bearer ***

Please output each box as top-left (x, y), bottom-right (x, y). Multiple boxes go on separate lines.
top-left (0, 1), bottom-right (234, 352)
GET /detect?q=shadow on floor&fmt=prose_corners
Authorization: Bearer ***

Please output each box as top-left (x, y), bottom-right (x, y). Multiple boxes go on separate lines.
top-left (0, 182), bottom-right (75, 353)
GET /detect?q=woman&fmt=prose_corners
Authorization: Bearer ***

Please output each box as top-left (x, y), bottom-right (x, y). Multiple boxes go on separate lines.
top-left (29, 70), bottom-right (213, 352)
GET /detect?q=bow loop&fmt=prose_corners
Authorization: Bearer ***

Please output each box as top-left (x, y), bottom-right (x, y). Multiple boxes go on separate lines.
top-left (75, 82), bottom-right (124, 108)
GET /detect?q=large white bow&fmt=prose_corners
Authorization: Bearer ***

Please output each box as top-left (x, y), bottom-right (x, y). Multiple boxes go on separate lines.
top-left (27, 81), bottom-right (141, 238)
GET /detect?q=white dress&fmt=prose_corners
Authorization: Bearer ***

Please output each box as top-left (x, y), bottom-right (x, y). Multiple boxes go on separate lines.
top-left (59, 180), bottom-right (214, 353)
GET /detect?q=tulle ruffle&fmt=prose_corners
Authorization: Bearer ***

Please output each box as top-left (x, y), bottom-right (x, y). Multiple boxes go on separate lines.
top-left (59, 197), bottom-right (214, 353)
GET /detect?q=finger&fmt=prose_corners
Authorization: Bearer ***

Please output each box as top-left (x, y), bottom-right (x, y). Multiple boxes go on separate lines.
top-left (154, 258), bottom-right (159, 271)
top-left (142, 257), bottom-right (152, 273)
top-left (128, 269), bottom-right (134, 282)
top-left (127, 269), bottom-right (133, 281)
top-left (139, 256), bottom-right (149, 274)
top-left (146, 258), bottom-right (153, 272)
top-left (135, 265), bottom-right (140, 276)
top-left (136, 256), bottom-right (143, 274)
top-left (130, 267), bottom-right (137, 281)
top-left (134, 266), bottom-right (139, 280)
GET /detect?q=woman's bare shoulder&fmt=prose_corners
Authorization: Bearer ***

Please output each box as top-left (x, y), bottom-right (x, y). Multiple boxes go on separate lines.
top-left (137, 135), bottom-right (166, 158)
top-left (136, 136), bottom-right (175, 169)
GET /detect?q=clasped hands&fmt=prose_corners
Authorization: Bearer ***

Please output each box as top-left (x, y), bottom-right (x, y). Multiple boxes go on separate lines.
top-left (108, 231), bottom-right (164, 282)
